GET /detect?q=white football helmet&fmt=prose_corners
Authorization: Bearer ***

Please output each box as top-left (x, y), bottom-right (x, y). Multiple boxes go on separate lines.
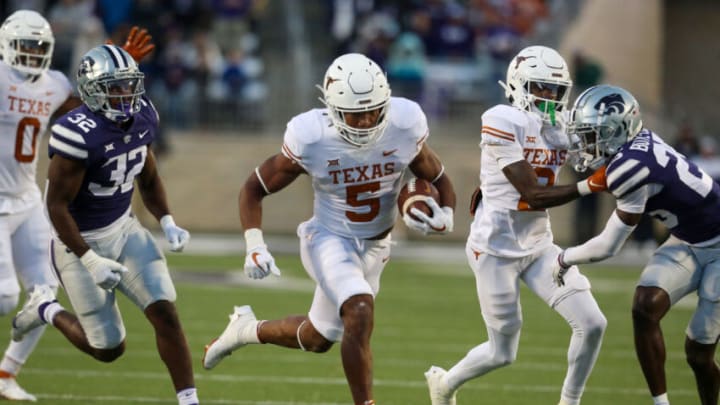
top-left (317, 53), bottom-right (391, 146)
top-left (77, 45), bottom-right (145, 122)
top-left (0, 10), bottom-right (54, 77)
top-left (500, 46), bottom-right (572, 125)
top-left (567, 84), bottom-right (643, 172)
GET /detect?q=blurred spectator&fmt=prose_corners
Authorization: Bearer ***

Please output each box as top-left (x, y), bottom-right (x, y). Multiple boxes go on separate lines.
top-left (428, 2), bottom-right (475, 60)
top-left (220, 47), bottom-right (249, 96)
top-left (572, 51), bottom-right (604, 97)
top-left (96, 0), bottom-right (132, 35)
top-left (672, 119), bottom-right (700, 158)
top-left (387, 32), bottom-right (426, 101)
top-left (210, 0), bottom-right (254, 53)
top-left (48, 0), bottom-right (95, 75)
top-left (149, 25), bottom-right (198, 129)
top-left (353, 8), bottom-right (399, 69)
top-left (693, 135), bottom-right (720, 181)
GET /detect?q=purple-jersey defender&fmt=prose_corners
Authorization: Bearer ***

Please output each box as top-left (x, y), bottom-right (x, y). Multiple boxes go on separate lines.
top-left (48, 96), bottom-right (158, 231)
top-left (560, 84), bottom-right (720, 405)
top-left (607, 129), bottom-right (720, 244)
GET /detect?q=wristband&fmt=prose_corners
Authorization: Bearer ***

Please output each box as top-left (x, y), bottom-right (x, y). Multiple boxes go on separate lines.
top-left (244, 228), bottom-right (265, 250)
top-left (557, 251), bottom-right (570, 269)
top-left (79, 249), bottom-right (99, 267)
top-left (160, 214), bottom-right (176, 230)
top-left (577, 180), bottom-right (592, 196)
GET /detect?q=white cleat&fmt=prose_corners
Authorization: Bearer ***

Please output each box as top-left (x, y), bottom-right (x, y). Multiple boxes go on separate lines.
top-left (202, 305), bottom-right (259, 370)
top-left (12, 285), bottom-right (56, 342)
top-left (0, 377), bottom-right (37, 401)
top-left (425, 366), bottom-right (457, 405)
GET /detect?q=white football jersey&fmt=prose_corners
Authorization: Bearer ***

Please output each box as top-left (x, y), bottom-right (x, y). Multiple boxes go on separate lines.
top-left (468, 104), bottom-right (569, 258)
top-left (282, 97), bottom-right (427, 239)
top-left (0, 62), bottom-right (72, 213)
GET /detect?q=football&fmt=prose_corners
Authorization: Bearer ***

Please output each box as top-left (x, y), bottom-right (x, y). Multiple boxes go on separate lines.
top-left (397, 177), bottom-right (440, 221)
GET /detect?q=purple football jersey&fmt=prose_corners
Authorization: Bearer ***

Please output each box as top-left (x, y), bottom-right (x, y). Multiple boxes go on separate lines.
top-left (606, 129), bottom-right (720, 244)
top-left (48, 97), bottom-right (159, 231)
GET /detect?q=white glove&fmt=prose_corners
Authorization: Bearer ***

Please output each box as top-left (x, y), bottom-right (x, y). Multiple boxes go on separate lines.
top-left (160, 215), bottom-right (190, 252)
top-left (406, 198), bottom-right (454, 235)
top-left (553, 251), bottom-right (571, 287)
top-left (80, 250), bottom-right (128, 290)
top-left (243, 228), bottom-right (281, 279)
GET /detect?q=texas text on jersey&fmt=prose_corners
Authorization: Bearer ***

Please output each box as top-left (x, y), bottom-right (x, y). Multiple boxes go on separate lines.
top-left (281, 96), bottom-right (428, 239)
top-left (0, 62), bottom-right (72, 211)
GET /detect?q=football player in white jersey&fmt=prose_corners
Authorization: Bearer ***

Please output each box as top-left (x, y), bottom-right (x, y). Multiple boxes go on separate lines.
top-left (424, 46), bottom-right (609, 405)
top-left (0, 10), bottom-right (153, 401)
top-left (202, 53), bottom-right (456, 405)
top-left (555, 85), bottom-right (720, 405)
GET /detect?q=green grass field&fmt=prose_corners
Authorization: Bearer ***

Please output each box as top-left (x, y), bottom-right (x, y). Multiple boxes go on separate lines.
top-left (9, 254), bottom-right (700, 404)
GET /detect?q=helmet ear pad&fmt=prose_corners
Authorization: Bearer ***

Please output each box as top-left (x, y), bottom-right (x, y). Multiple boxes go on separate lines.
top-left (318, 53), bottom-right (391, 147)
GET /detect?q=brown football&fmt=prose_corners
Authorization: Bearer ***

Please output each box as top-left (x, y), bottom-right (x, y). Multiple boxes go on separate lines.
top-left (397, 178), bottom-right (440, 221)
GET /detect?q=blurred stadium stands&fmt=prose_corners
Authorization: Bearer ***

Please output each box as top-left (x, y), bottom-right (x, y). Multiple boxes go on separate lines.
top-left (6, 0), bottom-right (720, 246)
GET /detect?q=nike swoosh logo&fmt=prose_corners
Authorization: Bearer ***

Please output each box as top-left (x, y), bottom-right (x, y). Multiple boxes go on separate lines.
top-left (382, 149), bottom-right (397, 157)
top-left (139, 130), bottom-right (149, 139)
top-left (589, 180), bottom-right (603, 188)
top-left (430, 225), bottom-right (446, 232)
top-left (251, 252), bottom-right (262, 267)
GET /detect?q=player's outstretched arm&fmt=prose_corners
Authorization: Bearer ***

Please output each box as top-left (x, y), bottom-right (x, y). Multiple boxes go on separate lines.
top-left (106, 26), bottom-right (155, 62)
top-left (502, 160), bottom-right (606, 209)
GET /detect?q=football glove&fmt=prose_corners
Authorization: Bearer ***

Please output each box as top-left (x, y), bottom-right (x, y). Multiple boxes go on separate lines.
top-left (243, 228), bottom-right (281, 279)
top-left (80, 250), bottom-right (128, 290)
top-left (160, 215), bottom-right (190, 252)
top-left (244, 245), bottom-right (281, 279)
top-left (577, 165), bottom-right (607, 195)
top-left (405, 197), bottom-right (454, 235)
top-left (552, 251), bottom-right (571, 287)
top-left (106, 26), bottom-right (155, 62)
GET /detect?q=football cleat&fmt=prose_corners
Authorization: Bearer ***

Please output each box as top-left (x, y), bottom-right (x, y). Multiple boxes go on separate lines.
top-left (12, 285), bottom-right (56, 342)
top-left (425, 366), bottom-right (457, 405)
top-left (202, 305), bottom-right (259, 370)
top-left (0, 377), bottom-right (37, 401)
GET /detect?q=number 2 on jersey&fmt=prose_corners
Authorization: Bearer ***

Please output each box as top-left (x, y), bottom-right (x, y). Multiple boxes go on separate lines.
top-left (517, 167), bottom-right (556, 211)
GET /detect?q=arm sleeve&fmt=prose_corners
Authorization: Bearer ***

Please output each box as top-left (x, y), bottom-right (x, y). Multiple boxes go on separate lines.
top-left (615, 184), bottom-right (649, 214)
top-left (562, 210), bottom-right (637, 265)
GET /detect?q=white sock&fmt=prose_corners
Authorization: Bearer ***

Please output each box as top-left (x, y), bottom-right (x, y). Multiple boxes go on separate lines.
top-left (1, 325), bottom-right (46, 375)
top-left (42, 302), bottom-right (64, 324)
top-left (177, 387), bottom-right (199, 405)
top-left (653, 393), bottom-right (669, 405)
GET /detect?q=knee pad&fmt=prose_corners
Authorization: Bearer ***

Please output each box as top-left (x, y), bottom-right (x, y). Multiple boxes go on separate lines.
top-left (0, 294), bottom-right (19, 316)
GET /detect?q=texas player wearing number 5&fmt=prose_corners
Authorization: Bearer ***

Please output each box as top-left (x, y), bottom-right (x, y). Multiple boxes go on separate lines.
top-left (0, 10), bottom-right (156, 402)
top-left (13, 44), bottom-right (201, 405)
top-left (202, 53), bottom-right (455, 405)
top-left (557, 85), bottom-right (720, 405)
top-left (425, 46), bottom-right (608, 405)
